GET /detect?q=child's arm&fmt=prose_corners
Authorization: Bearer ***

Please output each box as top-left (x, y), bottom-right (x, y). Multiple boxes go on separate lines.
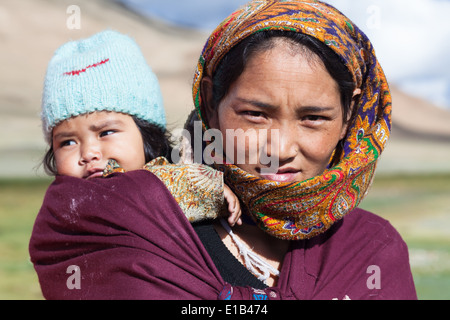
top-left (223, 184), bottom-right (242, 227)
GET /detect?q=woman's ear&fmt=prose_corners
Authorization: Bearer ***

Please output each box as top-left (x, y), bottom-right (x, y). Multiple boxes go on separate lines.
top-left (201, 76), bottom-right (218, 128)
top-left (347, 88), bottom-right (361, 122)
top-left (340, 88), bottom-right (362, 140)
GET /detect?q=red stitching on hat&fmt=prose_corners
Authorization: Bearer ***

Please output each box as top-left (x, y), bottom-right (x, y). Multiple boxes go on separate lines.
top-left (63, 58), bottom-right (110, 76)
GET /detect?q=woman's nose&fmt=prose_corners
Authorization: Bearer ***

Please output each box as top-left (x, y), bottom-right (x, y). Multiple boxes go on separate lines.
top-left (266, 126), bottom-right (299, 163)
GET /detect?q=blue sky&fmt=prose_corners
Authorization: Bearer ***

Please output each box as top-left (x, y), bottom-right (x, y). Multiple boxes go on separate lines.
top-left (120, 0), bottom-right (450, 109)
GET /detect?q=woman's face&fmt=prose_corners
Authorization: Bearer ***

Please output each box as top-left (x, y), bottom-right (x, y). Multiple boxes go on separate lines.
top-left (207, 40), bottom-right (350, 183)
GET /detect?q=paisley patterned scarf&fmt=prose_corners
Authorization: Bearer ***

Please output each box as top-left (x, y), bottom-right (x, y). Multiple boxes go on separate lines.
top-left (192, 0), bottom-right (391, 240)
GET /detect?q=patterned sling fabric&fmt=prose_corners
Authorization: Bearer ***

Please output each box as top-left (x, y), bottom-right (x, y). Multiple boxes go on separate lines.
top-left (103, 158), bottom-right (225, 222)
top-left (192, 0), bottom-right (391, 239)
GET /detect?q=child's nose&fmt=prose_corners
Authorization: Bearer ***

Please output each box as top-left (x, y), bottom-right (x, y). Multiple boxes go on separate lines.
top-left (79, 144), bottom-right (102, 164)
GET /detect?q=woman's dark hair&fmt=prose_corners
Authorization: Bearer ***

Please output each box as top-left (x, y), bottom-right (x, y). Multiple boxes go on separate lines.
top-left (212, 30), bottom-right (356, 123)
top-left (205, 30), bottom-right (357, 165)
top-left (42, 116), bottom-right (173, 176)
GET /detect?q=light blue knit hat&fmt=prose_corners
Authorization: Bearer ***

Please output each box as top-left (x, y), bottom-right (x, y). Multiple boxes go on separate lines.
top-left (41, 30), bottom-right (166, 143)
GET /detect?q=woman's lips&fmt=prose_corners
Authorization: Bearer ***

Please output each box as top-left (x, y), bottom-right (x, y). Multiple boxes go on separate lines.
top-left (259, 169), bottom-right (301, 182)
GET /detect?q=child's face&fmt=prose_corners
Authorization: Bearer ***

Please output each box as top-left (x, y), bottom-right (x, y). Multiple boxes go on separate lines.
top-left (52, 111), bottom-right (146, 179)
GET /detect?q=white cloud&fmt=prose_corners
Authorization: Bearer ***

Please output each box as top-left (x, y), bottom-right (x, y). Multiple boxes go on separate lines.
top-left (325, 0), bottom-right (450, 108)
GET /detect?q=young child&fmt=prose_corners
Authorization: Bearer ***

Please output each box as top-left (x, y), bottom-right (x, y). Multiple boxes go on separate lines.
top-left (40, 30), bottom-right (241, 226)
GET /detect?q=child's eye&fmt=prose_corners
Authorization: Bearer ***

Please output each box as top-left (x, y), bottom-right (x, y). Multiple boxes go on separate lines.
top-left (100, 130), bottom-right (116, 137)
top-left (60, 140), bottom-right (76, 147)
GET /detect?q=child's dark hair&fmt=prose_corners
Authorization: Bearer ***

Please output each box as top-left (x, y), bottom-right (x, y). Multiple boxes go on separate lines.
top-left (134, 116), bottom-right (173, 163)
top-left (42, 116), bottom-right (173, 176)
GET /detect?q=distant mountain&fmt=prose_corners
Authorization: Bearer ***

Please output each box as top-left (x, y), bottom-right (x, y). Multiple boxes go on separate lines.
top-left (0, 0), bottom-right (448, 178)
top-left (117, 0), bottom-right (450, 111)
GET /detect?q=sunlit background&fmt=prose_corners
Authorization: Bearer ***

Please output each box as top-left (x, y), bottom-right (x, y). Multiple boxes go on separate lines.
top-left (0, 0), bottom-right (449, 300)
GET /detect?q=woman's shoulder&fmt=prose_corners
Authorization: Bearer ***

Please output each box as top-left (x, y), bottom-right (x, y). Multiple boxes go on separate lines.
top-left (340, 207), bottom-right (404, 245)
top-left (303, 207), bottom-right (411, 278)
top-left (300, 208), bottom-right (417, 300)
top-left (306, 207), bottom-right (407, 255)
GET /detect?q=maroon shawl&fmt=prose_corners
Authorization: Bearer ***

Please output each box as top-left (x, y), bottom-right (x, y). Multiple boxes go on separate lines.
top-left (29, 170), bottom-right (416, 300)
top-left (29, 171), bottom-right (237, 299)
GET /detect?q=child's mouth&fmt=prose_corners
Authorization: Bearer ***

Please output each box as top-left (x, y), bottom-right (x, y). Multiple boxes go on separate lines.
top-left (85, 168), bottom-right (105, 179)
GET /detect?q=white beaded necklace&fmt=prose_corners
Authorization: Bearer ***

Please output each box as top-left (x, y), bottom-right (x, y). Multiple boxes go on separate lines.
top-left (220, 219), bottom-right (280, 285)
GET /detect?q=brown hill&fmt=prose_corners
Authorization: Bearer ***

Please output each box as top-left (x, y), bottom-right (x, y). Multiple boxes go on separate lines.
top-left (390, 86), bottom-right (450, 141)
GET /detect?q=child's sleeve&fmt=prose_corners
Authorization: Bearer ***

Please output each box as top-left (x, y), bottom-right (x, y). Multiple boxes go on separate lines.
top-left (103, 158), bottom-right (225, 222)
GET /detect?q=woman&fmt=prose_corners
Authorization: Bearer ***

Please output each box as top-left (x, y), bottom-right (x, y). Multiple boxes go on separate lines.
top-left (188, 0), bottom-right (416, 298)
top-left (30, 0), bottom-right (416, 300)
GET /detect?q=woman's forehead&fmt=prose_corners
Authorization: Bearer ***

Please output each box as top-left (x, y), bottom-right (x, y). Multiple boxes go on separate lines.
top-left (235, 43), bottom-right (338, 91)
top-left (247, 37), bottom-right (324, 68)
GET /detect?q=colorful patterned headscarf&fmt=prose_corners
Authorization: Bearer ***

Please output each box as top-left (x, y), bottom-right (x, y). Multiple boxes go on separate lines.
top-left (192, 0), bottom-right (391, 240)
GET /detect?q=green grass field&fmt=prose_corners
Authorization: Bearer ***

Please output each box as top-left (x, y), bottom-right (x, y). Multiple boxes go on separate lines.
top-left (0, 178), bottom-right (51, 300)
top-left (0, 174), bottom-right (449, 300)
top-left (360, 173), bottom-right (450, 300)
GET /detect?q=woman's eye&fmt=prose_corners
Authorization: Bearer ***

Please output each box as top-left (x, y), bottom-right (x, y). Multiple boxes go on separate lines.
top-left (304, 115), bottom-right (325, 122)
top-left (242, 111), bottom-right (265, 118)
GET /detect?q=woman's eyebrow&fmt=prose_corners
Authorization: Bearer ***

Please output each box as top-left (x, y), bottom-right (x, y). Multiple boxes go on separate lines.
top-left (236, 98), bottom-right (278, 110)
top-left (297, 106), bottom-right (335, 113)
top-left (237, 98), bottom-right (335, 112)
